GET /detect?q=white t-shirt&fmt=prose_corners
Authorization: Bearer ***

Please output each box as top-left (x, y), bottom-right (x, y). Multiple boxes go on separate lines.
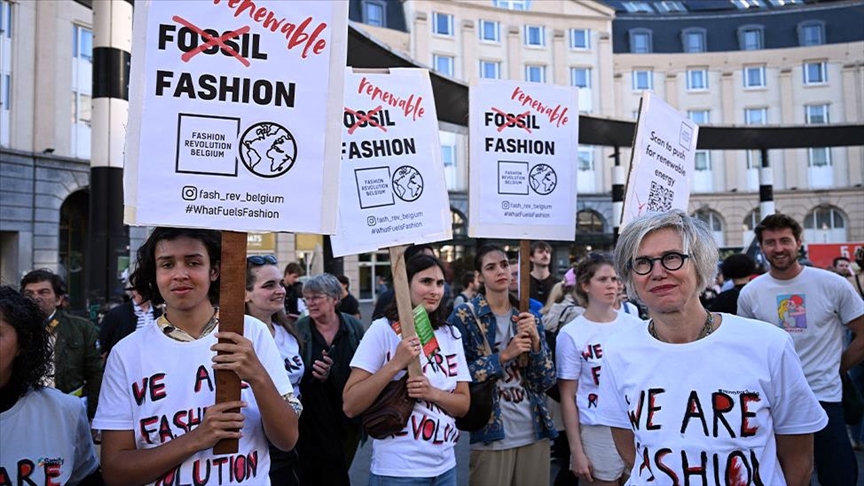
top-left (93, 315), bottom-right (293, 486)
top-left (349, 318), bottom-right (471, 477)
top-left (1, 387), bottom-right (99, 485)
top-left (738, 266), bottom-right (864, 401)
top-left (473, 313), bottom-right (536, 451)
top-left (273, 324), bottom-right (304, 398)
top-left (556, 312), bottom-right (644, 425)
top-left (596, 314), bottom-right (827, 486)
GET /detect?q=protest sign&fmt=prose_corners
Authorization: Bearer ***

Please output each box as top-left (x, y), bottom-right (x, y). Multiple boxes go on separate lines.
top-left (621, 92), bottom-right (699, 228)
top-left (331, 68), bottom-right (452, 257)
top-left (124, 0), bottom-right (348, 234)
top-left (468, 80), bottom-right (579, 241)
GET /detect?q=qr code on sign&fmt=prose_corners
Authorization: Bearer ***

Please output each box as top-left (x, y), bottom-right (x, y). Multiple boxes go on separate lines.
top-left (647, 181), bottom-right (674, 212)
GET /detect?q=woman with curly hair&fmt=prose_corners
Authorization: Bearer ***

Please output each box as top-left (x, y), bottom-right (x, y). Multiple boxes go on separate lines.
top-left (0, 285), bottom-right (101, 484)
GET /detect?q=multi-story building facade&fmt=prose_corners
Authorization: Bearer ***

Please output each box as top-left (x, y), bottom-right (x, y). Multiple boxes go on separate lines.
top-left (1, 0), bottom-right (861, 308)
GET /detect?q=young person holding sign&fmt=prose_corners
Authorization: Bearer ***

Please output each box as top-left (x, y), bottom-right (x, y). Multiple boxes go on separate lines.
top-left (343, 254), bottom-right (471, 485)
top-left (94, 228), bottom-right (298, 486)
top-left (448, 245), bottom-right (557, 486)
top-left (556, 254), bottom-right (643, 486)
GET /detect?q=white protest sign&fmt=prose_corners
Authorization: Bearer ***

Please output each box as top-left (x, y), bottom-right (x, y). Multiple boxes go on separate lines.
top-left (468, 80), bottom-right (578, 241)
top-left (330, 69), bottom-right (452, 257)
top-left (621, 92), bottom-right (699, 228)
top-left (124, 0), bottom-right (347, 233)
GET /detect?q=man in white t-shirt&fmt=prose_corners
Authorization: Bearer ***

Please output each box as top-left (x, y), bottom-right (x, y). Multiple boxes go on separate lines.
top-left (738, 213), bottom-right (864, 486)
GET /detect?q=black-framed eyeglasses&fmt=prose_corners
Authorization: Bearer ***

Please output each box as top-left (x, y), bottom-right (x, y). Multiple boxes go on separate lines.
top-left (247, 255), bottom-right (278, 266)
top-left (629, 252), bottom-right (690, 275)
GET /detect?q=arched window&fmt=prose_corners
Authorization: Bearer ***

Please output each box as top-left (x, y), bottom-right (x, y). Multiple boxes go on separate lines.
top-left (804, 206), bottom-right (847, 243)
top-left (741, 208), bottom-right (761, 248)
top-left (451, 208), bottom-right (467, 236)
top-left (576, 210), bottom-right (604, 234)
top-left (693, 209), bottom-right (725, 247)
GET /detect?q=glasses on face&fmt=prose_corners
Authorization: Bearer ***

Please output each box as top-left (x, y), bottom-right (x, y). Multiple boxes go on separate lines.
top-left (629, 252), bottom-right (690, 276)
top-left (247, 255), bottom-right (278, 266)
top-left (303, 294), bottom-right (329, 305)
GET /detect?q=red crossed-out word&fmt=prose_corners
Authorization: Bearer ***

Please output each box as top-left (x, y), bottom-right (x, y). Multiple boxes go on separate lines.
top-left (490, 107), bottom-right (532, 134)
top-left (344, 106), bottom-right (388, 135)
top-left (172, 15), bottom-right (251, 67)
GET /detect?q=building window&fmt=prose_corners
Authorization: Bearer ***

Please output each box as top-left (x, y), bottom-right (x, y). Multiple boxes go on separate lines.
top-left (492, 0), bottom-right (530, 10)
top-left (433, 54), bottom-right (454, 77)
top-left (743, 65), bottom-right (766, 88)
top-left (804, 207), bottom-right (845, 233)
top-left (681, 28), bottom-right (706, 53)
top-left (525, 65), bottom-right (546, 83)
top-left (629, 28), bottom-right (652, 53)
top-left (432, 12), bottom-right (453, 36)
top-left (622, 2), bottom-right (654, 13)
top-left (578, 150), bottom-right (594, 171)
top-left (2, 73), bottom-right (9, 111)
top-left (805, 104), bottom-right (828, 125)
top-left (451, 209), bottom-right (467, 236)
top-left (688, 110), bottom-right (710, 124)
top-left (738, 25), bottom-right (764, 50)
top-left (694, 209), bottom-right (725, 246)
top-left (745, 107), bottom-right (768, 125)
top-left (441, 143), bottom-right (456, 167)
top-left (479, 19), bottom-right (499, 42)
top-left (569, 29), bottom-right (590, 49)
top-left (524, 25), bottom-right (545, 47)
top-left (808, 147), bottom-right (831, 167)
top-left (798, 21), bottom-right (824, 46)
top-left (576, 210), bottom-right (604, 234)
top-left (656, 1), bottom-right (686, 13)
top-left (362, 0), bottom-right (385, 27)
top-left (686, 68), bottom-right (708, 91)
top-left (73, 24), bottom-right (93, 61)
top-left (1, 0), bottom-right (12, 38)
top-left (803, 61), bottom-right (827, 85)
top-left (571, 67), bottom-right (591, 88)
top-left (694, 151), bottom-right (711, 171)
top-left (632, 70), bottom-right (652, 90)
top-left (479, 60), bottom-right (501, 79)
top-left (747, 150), bottom-right (762, 169)
top-left (71, 92), bottom-right (92, 127)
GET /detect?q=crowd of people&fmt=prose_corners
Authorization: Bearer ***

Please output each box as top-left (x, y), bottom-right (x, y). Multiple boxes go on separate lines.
top-left (1, 211), bottom-right (863, 485)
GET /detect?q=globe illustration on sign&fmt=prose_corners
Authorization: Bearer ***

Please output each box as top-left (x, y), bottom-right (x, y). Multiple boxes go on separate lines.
top-left (239, 122), bottom-right (297, 178)
top-left (392, 166), bottom-right (424, 202)
top-left (529, 163), bottom-right (557, 195)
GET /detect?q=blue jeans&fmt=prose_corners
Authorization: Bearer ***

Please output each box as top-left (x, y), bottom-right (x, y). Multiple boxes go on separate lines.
top-left (369, 467), bottom-right (457, 486)
top-left (814, 401), bottom-right (858, 486)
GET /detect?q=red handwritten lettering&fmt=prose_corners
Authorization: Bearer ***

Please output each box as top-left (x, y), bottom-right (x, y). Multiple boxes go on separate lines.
top-left (357, 77), bottom-right (425, 121)
top-left (212, 0), bottom-right (328, 58)
top-left (510, 86), bottom-right (569, 127)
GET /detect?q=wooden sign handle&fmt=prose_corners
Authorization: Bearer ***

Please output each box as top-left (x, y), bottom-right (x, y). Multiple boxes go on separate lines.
top-left (517, 240), bottom-right (531, 367)
top-left (214, 230), bottom-right (246, 454)
top-left (389, 245), bottom-right (423, 378)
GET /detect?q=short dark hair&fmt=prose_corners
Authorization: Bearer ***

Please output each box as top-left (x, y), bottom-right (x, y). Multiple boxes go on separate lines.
top-left (336, 275), bottom-right (350, 288)
top-left (721, 254), bottom-right (756, 280)
top-left (284, 262), bottom-right (303, 277)
top-left (530, 241), bottom-right (552, 255)
top-left (459, 271), bottom-right (476, 289)
top-left (130, 227), bottom-right (221, 306)
top-left (405, 244), bottom-right (435, 260)
top-left (833, 256), bottom-right (850, 268)
top-left (20, 269), bottom-right (66, 296)
top-left (755, 213), bottom-right (803, 245)
top-left (0, 286), bottom-right (52, 399)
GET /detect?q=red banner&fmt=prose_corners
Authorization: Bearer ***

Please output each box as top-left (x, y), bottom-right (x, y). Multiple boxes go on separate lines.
top-left (806, 243), bottom-right (864, 270)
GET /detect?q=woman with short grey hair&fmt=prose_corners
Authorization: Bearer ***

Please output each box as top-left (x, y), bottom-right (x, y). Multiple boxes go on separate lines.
top-left (294, 273), bottom-right (366, 485)
top-left (595, 210), bottom-right (827, 485)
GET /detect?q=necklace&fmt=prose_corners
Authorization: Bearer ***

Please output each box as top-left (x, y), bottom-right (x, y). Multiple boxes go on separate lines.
top-left (649, 311), bottom-right (715, 343)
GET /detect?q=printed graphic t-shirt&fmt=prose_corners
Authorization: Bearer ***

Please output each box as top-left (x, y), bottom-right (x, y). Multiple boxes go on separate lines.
top-left (738, 266), bottom-right (864, 401)
top-left (596, 314), bottom-right (827, 486)
top-left (556, 312), bottom-right (644, 425)
top-left (273, 324), bottom-right (305, 398)
top-left (93, 315), bottom-right (293, 486)
top-left (1, 387), bottom-right (99, 485)
top-left (350, 318), bottom-right (471, 477)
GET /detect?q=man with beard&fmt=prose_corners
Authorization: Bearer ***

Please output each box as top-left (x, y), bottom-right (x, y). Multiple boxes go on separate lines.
top-left (738, 213), bottom-right (864, 486)
top-left (529, 241), bottom-right (557, 305)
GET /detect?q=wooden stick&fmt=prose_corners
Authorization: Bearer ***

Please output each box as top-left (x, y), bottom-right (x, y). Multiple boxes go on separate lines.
top-left (389, 245), bottom-right (423, 377)
top-left (517, 240), bottom-right (531, 367)
top-left (214, 230), bottom-right (246, 454)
